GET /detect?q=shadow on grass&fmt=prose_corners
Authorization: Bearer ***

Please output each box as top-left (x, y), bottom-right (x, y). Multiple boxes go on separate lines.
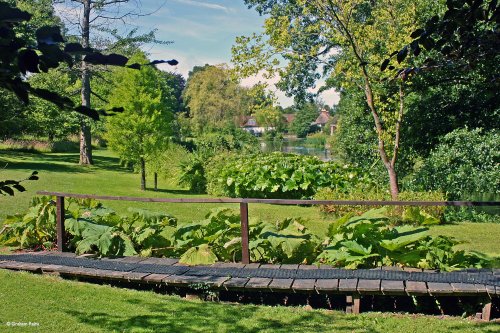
top-left (63, 299), bottom-right (362, 333)
top-left (62, 297), bottom-right (499, 333)
top-left (0, 150), bottom-right (128, 174)
top-left (152, 188), bottom-right (199, 195)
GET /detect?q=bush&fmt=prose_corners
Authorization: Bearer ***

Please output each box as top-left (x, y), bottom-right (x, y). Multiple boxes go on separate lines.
top-left (315, 188), bottom-right (446, 221)
top-left (205, 152), bottom-right (370, 199)
top-left (410, 128), bottom-right (499, 200)
top-left (0, 139), bottom-right (79, 153)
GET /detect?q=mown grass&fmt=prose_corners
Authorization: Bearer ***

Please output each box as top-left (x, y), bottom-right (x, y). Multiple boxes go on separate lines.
top-left (0, 149), bottom-right (499, 256)
top-left (0, 270), bottom-right (498, 333)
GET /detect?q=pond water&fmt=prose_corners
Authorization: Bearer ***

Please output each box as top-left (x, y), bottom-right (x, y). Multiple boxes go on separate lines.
top-left (260, 138), bottom-right (333, 161)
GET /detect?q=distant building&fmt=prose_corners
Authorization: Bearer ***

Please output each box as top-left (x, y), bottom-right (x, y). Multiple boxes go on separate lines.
top-left (240, 113), bottom-right (296, 136)
top-left (240, 116), bottom-right (270, 135)
top-left (312, 109), bottom-right (338, 135)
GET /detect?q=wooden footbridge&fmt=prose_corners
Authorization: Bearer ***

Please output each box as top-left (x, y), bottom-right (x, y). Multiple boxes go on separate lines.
top-left (1, 191), bottom-right (498, 320)
top-left (1, 252), bottom-right (498, 320)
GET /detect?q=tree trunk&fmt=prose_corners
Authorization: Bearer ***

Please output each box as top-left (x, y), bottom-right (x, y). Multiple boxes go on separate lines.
top-left (154, 172), bottom-right (158, 191)
top-left (387, 165), bottom-right (399, 200)
top-left (79, 0), bottom-right (93, 165)
top-left (140, 157), bottom-right (146, 191)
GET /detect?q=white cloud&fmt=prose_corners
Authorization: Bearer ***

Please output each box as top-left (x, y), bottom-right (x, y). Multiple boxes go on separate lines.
top-left (152, 48), bottom-right (225, 78)
top-left (170, 0), bottom-right (233, 13)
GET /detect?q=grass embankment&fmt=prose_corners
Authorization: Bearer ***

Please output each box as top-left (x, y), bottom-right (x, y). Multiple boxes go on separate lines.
top-left (0, 149), bottom-right (499, 256)
top-left (0, 270), bottom-right (498, 333)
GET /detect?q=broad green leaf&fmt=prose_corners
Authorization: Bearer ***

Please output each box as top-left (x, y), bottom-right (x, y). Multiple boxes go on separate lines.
top-left (179, 244), bottom-right (218, 265)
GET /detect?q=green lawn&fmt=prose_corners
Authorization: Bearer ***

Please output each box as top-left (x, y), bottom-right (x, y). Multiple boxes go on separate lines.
top-left (0, 270), bottom-right (498, 333)
top-left (1, 149), bottom-right (499, 256)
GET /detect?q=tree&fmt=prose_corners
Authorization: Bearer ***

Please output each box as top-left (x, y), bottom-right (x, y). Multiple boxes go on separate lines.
top-left (0, 1), bottom-right (177, 195)
top-left (55, 0), bottom-right (165, 165)
top-left (290, 103), bottom-right (319, 138)
top-left (183, 65), bottom-right (251, 134)
top-left (105, 53), bottom-right (176, 191)
top-left (233, 0), bottom-right (441, 199)
top-left (26, 66), bottom-right (80, 141)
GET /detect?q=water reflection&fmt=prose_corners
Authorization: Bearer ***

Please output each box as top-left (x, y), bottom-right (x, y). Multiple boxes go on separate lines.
top-left (260, 138), bottom-right (332, 161)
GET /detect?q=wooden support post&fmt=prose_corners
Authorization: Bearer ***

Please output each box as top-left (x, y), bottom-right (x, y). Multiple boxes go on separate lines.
top-left (482, 301), bottom-right (492, 321)
top-left (240, 202), bottom-right (250, 264)
top-left (346, 295), bottom-right (361, 314)
top-left (56, 196), bottom-right (66, 252)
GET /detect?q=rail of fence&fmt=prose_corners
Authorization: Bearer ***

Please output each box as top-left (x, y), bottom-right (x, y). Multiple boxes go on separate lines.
top-left (37, 191), bottom-right (500, 264)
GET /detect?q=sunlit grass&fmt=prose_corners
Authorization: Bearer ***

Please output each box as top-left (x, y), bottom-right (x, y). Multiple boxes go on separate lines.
top-left (0, 270), bottom-right (497, 333)
top-left (1, 149), bottom-right (498, 256)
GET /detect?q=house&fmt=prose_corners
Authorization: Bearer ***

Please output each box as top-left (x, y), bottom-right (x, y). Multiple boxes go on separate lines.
top-left (240, 113), bottom-right (296, 136)
top-left (312, 109), bottom-right (338, 135)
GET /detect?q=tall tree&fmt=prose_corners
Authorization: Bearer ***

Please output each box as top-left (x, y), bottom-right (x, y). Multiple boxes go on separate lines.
top-left (105, 52), bottom-right (175, 190)
top-left (55, 0), bottom-right (159, 165)
top-left (233, 0), bottom-right (441, 199)
top-left (183, 65), bottom-right (251, 134)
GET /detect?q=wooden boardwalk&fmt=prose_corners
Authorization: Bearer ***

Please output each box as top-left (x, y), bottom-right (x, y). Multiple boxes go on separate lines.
top-left (0, 252), bottom-right (498, 320)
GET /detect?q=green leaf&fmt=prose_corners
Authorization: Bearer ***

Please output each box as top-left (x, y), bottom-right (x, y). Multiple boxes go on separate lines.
top-left (380, 227), bottom-right (428, 251)
top-left (179, 244), bottom-right (218, 265)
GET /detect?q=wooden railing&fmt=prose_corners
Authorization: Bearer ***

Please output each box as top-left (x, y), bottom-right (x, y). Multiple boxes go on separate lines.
top-left (37, 191), bottom-right (500, 264)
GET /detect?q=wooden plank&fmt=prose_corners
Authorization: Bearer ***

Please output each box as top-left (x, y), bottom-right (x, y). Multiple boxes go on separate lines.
top-left (346, 295), bottom-right (361, 314)
top-left (16, 262), bottom-right (42, 272)
top-left (211, 262), bottom-right (245, 268)
top-left (315, 279), bottom-right (339, 293)
top-left (482, 302), bottom-right (492, 321)
top-left (244, 263), bottom-right (261, 269)
top-left (292, 279), bottom-right (316, 292)
top-left (143, 274), bottom-right (171, 284)
top-left (139, 257), bottom-right (175, 265)
top-left (451, 283), bottom-right (478, 295)
top-left (381, 280), bottom-right (405, 295)
top-left (0, 261), bottom-right (26, 270)
top-left (338, 279), bottom-right (358, 292)
top-left (260, 264), bottom-right (278, 269)
top-left (381, 266), bottom-right (403, 271)
top-left (193, 276), bottom-right (229, 288)
top-left (122, 272), bottom-right (150, 281)
top-left (40, 264), bottom-right (65, 272)
top-left (485, 284), bottom-right (496, 297)
top-left (268, 279), bottom-right (294, 291)
top-left (475, 284), bottom-right (487, 294)
top-left (280, 264), bottom-right (299, 270)
top-left (119, 257), bottom-right (149, 264)
top-left (357, 279), bottom-right (381, 294)
top-left (298, 264), bottom-right (318, 270)
top-left (405, 281), bottom-right (428, 295)
top-left (427, 282), bottom-right (454, 295)
top-left (223, 278), bottom-right (249, 290)
top-left (245, 277), bottom-right (271, 289)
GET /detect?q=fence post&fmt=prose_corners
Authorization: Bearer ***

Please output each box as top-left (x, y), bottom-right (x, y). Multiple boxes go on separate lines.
top-left (56, 196), bottom-right (66, 252)
top-left (240, 201), bottom-right (250, 264)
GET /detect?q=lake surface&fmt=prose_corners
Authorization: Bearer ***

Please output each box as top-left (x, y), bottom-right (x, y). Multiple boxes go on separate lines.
top-left (260, 138), bottom-right (332, 161)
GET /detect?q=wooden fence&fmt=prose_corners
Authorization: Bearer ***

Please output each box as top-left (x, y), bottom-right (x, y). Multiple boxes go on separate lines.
top-left (37, 191), bottom-right (499, 264)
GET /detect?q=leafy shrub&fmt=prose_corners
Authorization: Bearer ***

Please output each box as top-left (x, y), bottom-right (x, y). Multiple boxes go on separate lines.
top-left (0, 139), bottom-right (79, 153)
top-left (410, 128), bottom-right (499, 200)
top-left (178, 153), bottom-right (207, 193)
top-left (66, 204), bottom-right (177, 257)
top-left (1, 198), bottom-right (491, 271)
top-left (178, 129), bottom-right (259, 193)
top-left (317, 209), bottom-right (491, 270)
top-left (172, 208), bottom-right (321, 265)
top-left (205, 152), bottom-right (369, 199)
top-left (172, 208), bottom-right (242, 264)
top-left (315, 187), bottom-right (445, 221)
top-left (0, 196), bottom-right (177, 256)
top-left (0, 196), bottom-right (57, 250)
top-left (315, 186), bottom-right (389, 216)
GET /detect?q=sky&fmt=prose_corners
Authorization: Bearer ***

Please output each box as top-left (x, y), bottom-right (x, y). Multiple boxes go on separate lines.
top-left (56, 0), bottom-right (339, 107)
